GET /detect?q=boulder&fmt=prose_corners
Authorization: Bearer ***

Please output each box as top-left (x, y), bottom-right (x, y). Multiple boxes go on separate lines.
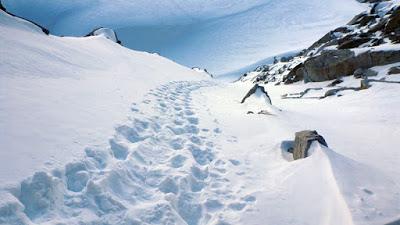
top-left (354, 68), bottom-right (378, 78)
top-left (241, 84), bottom-right (272, 105)
top-left (293, 130), bottom-right (328, 160)
top-left (296, 49), bottom-right (400, 82)
top-left (360, 79), bottom-right (370, 89)
top-left (388, 66), bottom-right (400, 75)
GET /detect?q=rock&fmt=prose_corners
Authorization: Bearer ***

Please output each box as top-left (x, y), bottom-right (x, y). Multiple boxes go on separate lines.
top-left (327, 78), bottom-right (343, 87)
top-left (303, 49), bottom-right (356, 82)
top-left (384, 7), bottom-right (400, 34)
top-left (388, 66), bottom-right (400, 75)
top-left (293, 130), bottom-right (328, 160)
top-left (354, 68), bottom-right (378, 78)
top-left (360, 79), bottom-right (370, 90)
top-left (240, 84), bottom-right (272, 105)
top-left (298, 49), bottom-right (400, 82)
top-left (338, 37), bottom-right (371, 49)
top-left (283, 63), bottom-right (305, 84)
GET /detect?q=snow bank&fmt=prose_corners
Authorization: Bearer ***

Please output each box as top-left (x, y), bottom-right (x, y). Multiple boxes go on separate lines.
top-left (0, 11), bottom-right (205, 185)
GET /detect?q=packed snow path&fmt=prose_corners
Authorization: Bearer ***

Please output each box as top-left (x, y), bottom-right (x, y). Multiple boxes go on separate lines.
top-left (1, 81), bottom-right (255, 225)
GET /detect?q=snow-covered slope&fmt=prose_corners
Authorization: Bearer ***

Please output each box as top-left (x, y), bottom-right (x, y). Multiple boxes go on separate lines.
top-left (0, 10), bottom-right (205, 185)
top-left (1, 0), bottom-right (366, 75)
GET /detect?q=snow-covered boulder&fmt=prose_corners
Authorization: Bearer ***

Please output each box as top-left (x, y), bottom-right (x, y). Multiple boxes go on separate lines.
top-left (293, 130), bottom-right (328, 160)
top-left (240, 84), bottom-right (271, 105)
top-left (85, 27), bottom-right (121, 44)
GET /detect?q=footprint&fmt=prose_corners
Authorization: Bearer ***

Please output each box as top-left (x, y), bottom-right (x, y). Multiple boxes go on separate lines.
top-left (187, 117), bottom-right (199, 125)
top-left (204, 199), bottom-right (224, 211)
top-left (229, 159), bottom-right (240, 166)
top-left (228, 202), bottom-right (246, 211)
top-left (169, 138), bottom-right (185, 150)
top-left (109, 139), bottom-right (129, 160)
top-left (170, 155), bottom-right (187, 168)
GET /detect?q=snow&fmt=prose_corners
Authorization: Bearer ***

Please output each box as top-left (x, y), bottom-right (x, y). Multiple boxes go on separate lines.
top-left (1, 2), bottom-right (400, 225)
top-left (0, 11), bottom-right (206, 186)
top-left (91, 28), bottom-right (118, 43)
top-left (2, 0), bottom-right (366, 76)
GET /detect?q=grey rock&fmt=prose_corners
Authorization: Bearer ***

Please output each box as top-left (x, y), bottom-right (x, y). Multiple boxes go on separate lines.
top-left (388, 66), bottom-right (400, 75)
top-left (293, 130), bottom-right (328, 160)
top-left (360, 79), bottom-right (370, 90)
top-left (354, 68), bottom-right (378, 78)
top-left (297, 49), bottom-right (400, 82)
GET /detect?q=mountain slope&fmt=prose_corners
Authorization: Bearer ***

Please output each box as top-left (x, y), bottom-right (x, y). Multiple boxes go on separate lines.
top-left (1, 0), bottom-right (366, 75)
top-left (0, 10), bottom-right (206, 185)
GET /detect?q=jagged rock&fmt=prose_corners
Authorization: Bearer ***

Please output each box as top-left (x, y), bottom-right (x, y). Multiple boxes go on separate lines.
top-left (293, 130), bottom-right (328, 160)
top-left (388, 66), bottom-right (400, 75)
top-left (354, 68), bottom-right (378, 78)
top-left (240, 84), bottom-right (272, 105)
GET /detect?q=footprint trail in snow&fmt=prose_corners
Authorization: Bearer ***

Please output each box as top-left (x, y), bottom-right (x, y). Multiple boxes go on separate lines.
top-left (1, 81), bottom-right (255, 225)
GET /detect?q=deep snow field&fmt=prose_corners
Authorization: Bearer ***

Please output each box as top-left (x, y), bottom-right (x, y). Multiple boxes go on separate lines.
top-left (1, 1), bottom-right (400, 225)
top-left (1, 0), bottom-right (366, 75)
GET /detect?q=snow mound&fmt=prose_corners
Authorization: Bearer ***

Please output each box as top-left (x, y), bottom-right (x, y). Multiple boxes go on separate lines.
top-left (86, 27), bottom-right (119, 43)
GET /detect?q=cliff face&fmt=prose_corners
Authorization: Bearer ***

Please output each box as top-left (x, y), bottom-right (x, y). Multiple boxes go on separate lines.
top-left (242, 0), bottom-right (400, 84)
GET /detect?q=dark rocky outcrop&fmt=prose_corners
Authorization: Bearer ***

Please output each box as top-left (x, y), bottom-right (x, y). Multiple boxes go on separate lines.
top-left (297, 49), bottom-right (400, 82)
top-left (293, 130), bottom-right (328, 160)
top-left (388, 66), bottom-right (400, 74)
top-left (354, 68), bottom-right (378, 78)
top-left (241, 84), bottom-right (272, 104)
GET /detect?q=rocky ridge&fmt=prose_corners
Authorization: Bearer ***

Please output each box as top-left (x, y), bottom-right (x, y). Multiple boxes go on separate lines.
top-left (239, 0), bottom-right (400, 85)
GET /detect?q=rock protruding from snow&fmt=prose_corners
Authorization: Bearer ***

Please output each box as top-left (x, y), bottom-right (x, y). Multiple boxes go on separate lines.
top-left (293, 130), bottom-right (328, 160)
top-left (86, 27), bottom-right (121, 44)
top-left (289, 49), bottom-right (400, 82)
top-left (388, 65), bottom-right (400, 75)
top-left (240, 84), bottom-right (271, 105)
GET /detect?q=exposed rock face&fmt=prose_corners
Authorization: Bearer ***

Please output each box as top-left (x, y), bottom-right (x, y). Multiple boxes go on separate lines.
top-left (293, 130), bottom-right (328, 160)
top-left (298, 49), bottom-right (400, 82)
top-left (241, 84), bottom-right (271, 104)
